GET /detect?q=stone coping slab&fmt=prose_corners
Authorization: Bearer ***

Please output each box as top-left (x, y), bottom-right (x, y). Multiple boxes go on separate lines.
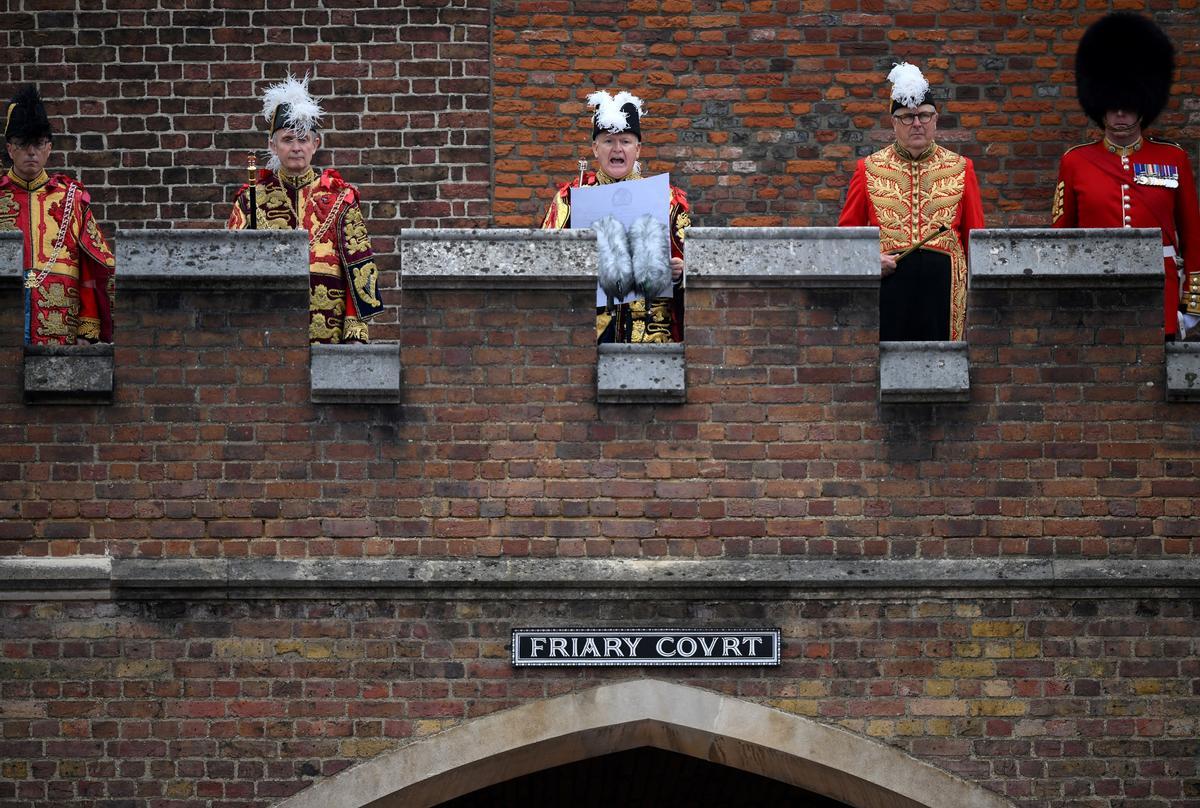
top-left (1165, 342), bottom-right (1200, 401)
top-left (686, 226), bottom-right (880, 287)
top-left (310, 342), bottom-right (403, 404)
top-left (597, 342), bottom-right (686, 404)
top-left (0, 231), bottom-right (20, 283)
top-left (23, 343), bottom-right (115, 403)
top-left (400, 228), bottom-right (597, 289)
top-left (969, 228), bottom-right (1162, 288)
top-left (2, 557), bottom-right (1196, 600)
top-left (117, 229), bottom-right (309, 289)
top-left (879, 341), bottom-right (969, 404)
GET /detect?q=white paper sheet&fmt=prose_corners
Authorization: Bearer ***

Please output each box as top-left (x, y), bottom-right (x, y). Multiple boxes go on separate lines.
top-left (570, 173), bottom-right (672, 306)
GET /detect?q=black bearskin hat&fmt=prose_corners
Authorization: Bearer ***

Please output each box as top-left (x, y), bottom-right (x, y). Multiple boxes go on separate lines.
top-left (4, 85), bottom-right (52, 143)
top-left (1076, 12), bottom-right (1174, 129)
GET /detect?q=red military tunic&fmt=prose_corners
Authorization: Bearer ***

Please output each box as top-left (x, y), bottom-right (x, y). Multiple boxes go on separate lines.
top-left (1052, 138), bottom-right (1200, 336)
top-left (0, 169), bottom-right (115, 345)
top-left (541, 168), bottom-right (691, 343)
top-left (838, 143), bottom-right (984, 341)
top-left (227, 167), bottom-right (383, 344)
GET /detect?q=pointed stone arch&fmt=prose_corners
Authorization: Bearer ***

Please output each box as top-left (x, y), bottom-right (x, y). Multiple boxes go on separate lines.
top-left (274, 679), bottom-right (1014, 808)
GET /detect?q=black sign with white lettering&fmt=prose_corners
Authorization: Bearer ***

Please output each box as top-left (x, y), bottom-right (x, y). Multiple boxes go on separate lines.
top-left (511, 628), bottom-right (781, 667)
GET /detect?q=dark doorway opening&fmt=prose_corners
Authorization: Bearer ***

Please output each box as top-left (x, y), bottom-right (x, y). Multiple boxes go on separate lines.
top-left (434, 745), bottom-right (854, 807)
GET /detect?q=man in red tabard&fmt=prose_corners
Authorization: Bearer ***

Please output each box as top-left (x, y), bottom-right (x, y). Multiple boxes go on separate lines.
top-left (227, 75), bottom-right (383, 344)
top-left (1, 86), bottom-right (115, 345)
top-left (540, 90), bottom-right (691, 343)
top-left (1052, 12), bottom-right (1200, 339)
top-left (838, 63), bottom-right (984, 341)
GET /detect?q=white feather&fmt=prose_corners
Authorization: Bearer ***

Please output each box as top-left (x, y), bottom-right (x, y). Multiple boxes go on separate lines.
top-left (261, 74), bottom-right (324, 136)
top-left (629, 214), bottom-right (671, 299)
top-left (587, 89), bottom-right (643, 134)
top-left (593, 215), bottom-right (634, 300)
top-left (887, 62), bottom-right (929, 109)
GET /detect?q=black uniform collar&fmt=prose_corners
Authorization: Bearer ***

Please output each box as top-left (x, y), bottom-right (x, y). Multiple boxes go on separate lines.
top-left (893, 142), bottom-right (937, 162)
top-left (278, 167), bottom-right (317, 189)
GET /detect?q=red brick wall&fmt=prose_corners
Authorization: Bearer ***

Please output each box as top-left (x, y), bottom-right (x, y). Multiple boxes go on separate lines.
top-left (1, 596), bottom-right (1196, 808)
top-left (1, 266), bottom-right (1195, 558)
top-left (0, 1), bottom-right (492, 242)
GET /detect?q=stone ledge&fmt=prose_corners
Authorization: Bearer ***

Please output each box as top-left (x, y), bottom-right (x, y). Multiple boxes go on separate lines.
top-left (0, 231), bottom-right (20, 284)
top-left (1165, 342), bottom-right (1200, 401)
top-left (687, 227), bottom-right (880, 288)
top-left (879, 341), bottom-right (969, 404)
top-left (23, 343), bottom-right (115, 404)
top-left (597, 342), bottom-right (685, 404)
top-left (969, 228), bottom-right (1163, 288)
top-left (117, 230), bottom-right (309, 289)
top-left (311, 342), bottom-right (403, 404)
top-left (3, 557), bottom-right (1197, 601)
top-left (400, 229), bottom-right (597, 289)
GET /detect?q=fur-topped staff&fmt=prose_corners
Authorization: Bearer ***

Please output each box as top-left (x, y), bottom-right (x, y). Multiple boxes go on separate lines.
top-left (4, 84), bottom-right (52, 143)
top-left (887, 62), bottom-right (934, 112)
top-left (1076, 12), bottom-right (1174, 129)
top-left (587, 90), bottom-right (644, 140)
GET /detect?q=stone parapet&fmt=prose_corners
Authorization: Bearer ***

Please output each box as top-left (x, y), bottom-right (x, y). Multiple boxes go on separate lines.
top-left (0, 231), bottom-right (21, 283)
top-left (117, 229), bottom-right (309, 289)
top-left (969, 227), bottom-right (1162, 288)
top-left (400, 228), bottom-right (597, 289)
top-left (686, 226), bottom-right (880, 287)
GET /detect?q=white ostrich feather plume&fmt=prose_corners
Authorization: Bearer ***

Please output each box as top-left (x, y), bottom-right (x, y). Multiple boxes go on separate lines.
top-left (261, 74), bottom-right (323, 135)
top-left (629, 214), bottom-right (671, 299)
top-left (587, 90), bottom-right (644, 134)
top-left (593, 215), bottom-right (634, 300)
top-left (887, 62), bottom-right (929, 109)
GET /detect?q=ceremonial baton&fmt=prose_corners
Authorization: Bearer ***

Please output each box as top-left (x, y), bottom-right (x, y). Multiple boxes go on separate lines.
top-left (246, 153), bottom-right (258, 230)
top-left (890, 225), bottom-right (948, 262)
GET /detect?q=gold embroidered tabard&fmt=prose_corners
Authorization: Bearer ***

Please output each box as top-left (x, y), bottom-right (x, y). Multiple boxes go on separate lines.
top-left (0, 170), bottom-right (116, 345)
top-left (862, 144), bottom-right (971, 339)
top-left (226, 167), bottom-right (384, 344)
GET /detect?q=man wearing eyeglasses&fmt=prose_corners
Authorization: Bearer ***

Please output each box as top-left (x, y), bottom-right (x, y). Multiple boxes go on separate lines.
top-left (1, 85), bottom-right (115, 345)
top-left (838, 63), bottom-right (984, 341)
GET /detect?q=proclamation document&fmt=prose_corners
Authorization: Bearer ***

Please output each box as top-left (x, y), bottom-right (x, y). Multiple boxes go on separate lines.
top-left (570, 173), bottom-right (672, 306)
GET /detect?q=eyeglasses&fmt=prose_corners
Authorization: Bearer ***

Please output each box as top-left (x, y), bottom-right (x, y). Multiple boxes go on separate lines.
top-left (892, 111), bottom-right (936, 126)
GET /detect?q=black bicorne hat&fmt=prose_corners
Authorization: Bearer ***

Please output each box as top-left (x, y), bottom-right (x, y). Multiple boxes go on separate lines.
top-left (4, 85), bottom-right (52, 143)
top-left (588, 91), bottom-right (643, 141)
top-left (1076, 12), bottom-right (1175, 128)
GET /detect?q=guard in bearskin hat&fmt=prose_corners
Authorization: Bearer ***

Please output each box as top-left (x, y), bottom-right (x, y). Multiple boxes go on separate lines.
top-left (540, 90), bottom-right (691, 343)
top-left (1052, 12), bottom-right (1200, 338)
top-left (838, 63), bottom-right (985, 341)
top-left (1, 85), bottom-right (115, 345)
top-left (226, 75), bottom-right (382, 344)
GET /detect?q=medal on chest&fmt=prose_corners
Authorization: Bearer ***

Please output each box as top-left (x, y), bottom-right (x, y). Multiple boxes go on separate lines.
top-left (1133, 162), bottom-right (1179, 189)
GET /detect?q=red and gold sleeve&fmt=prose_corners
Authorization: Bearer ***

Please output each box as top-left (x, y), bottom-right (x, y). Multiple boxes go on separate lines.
top-left (72, 188), bottom-right (116, 343)
top-left (1051, 155), bottom-right (1078, 227)
top-left (837, 161), bottom-right (871, 227)
top-left (958, 159), bottom-right (985, 254)
top-left (1176, 151), bottom-right (1200, 314)
top-left (540, 183), bottom-right (572, 230)
top-left (226, 184), bottom-right (251, 230)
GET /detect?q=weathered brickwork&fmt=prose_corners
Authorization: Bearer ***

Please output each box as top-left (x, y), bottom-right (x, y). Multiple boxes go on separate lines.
top-left (0, 596), bottom-right (1196, 808)
top-left (2, 267), bottom-right (1197, 559)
